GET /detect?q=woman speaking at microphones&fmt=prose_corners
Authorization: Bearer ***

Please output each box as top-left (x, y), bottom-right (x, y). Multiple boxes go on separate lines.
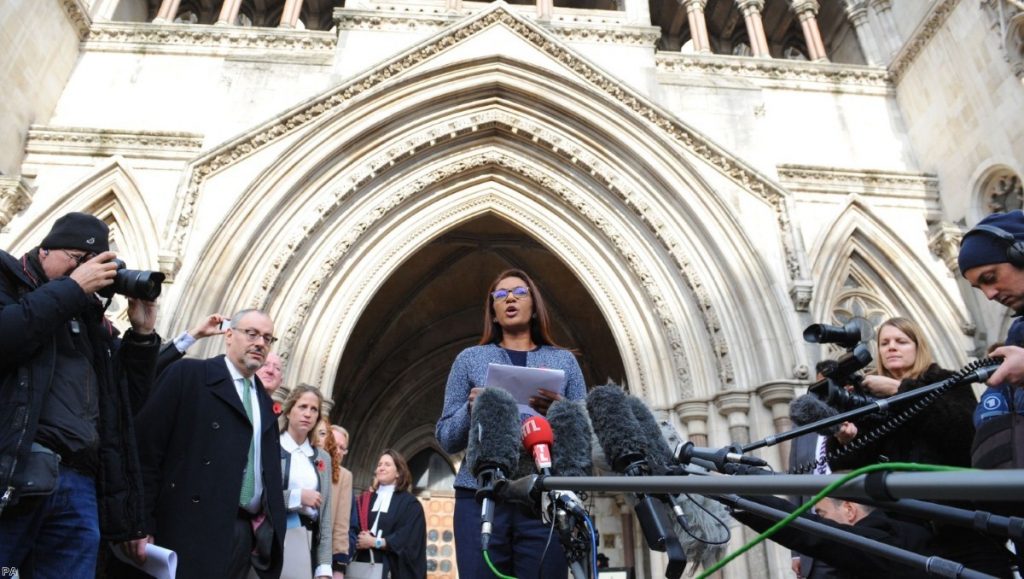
top-left (435, 269), bottom-right (587, 578)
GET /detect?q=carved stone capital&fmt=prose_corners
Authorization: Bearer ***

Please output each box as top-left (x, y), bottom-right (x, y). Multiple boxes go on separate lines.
top-left (928, 221), bottom-right (964, 275)
top-left (789, 279), bottom-right (814, 312)
top-left (0, 176), bottom-right (34, 229)
top-left (867, 0), bottom-right (892, 11)
top-left (713, 391), bottom-right (751, 418)
top-left (157, 251), bottom-right (182, 282)
top-left (680, 0), bottom-right (707, 9)
top-left (674, 400), bottom-right (709, 423)
top-left (844, 0), bottom-right (869, 24)
top-left (790, 0), bottom-right (820, 15)
top-left (756, 381), bottom-right (796, 410)
top-left (737, 0), bottom-right (765, 13)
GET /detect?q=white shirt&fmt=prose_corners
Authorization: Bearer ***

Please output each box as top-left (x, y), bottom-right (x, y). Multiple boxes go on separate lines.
top-left (280, 432), bottom-right (319, 518)
top-left (814, 434), bottom-right (832, 475)
top-left (225, 358), bottom-right (263, 513)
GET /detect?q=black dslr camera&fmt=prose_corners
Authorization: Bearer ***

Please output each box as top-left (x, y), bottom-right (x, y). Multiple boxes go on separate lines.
top-left (98, 259), bottom-right (165, 301)
top-left (804, 321), bottom-right (880, 411)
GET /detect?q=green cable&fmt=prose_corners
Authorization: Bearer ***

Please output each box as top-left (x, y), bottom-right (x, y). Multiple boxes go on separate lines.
top-left (695, 462), bottom-right (969, 579)
top-left (483, 548), bottom-right (517, 579)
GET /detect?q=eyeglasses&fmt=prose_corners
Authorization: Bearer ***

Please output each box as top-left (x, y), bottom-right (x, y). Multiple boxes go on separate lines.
top-left (61, 250), bottom-right (93, 266)
top-left (235, 327), bottom-right (279, 345)
top-left (491, 286), bottom-right (530, 301)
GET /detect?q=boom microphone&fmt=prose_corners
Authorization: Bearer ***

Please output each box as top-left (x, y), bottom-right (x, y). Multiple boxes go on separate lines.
top-left (466, 387), bottom-right (520, 550)
top-left (587, 385), bottom-right (686, 579)
top-left (789, 393), bottom-right (838, 431)
top-left (625, 394), bottom-right (674, 469)
top-left (547, 399), bottom-right (594, 478)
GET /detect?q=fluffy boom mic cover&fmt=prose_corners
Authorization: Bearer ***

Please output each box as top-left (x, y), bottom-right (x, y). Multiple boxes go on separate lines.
top-left (466, 387), bottom-right (521, 478)
top-left (625, 394), bottom-right (674, 469)
top-left (547, 400), bottom-right (593, 477)
top-left (789, 393), bottom-right (840, 435)
top-left (587, 384), bottom-right (648, 474)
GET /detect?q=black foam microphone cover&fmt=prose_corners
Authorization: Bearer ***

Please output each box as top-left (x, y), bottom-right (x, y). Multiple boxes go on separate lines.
top-left (547, 399), bottom-right (593, 477)
top-left (586, 384), bottom-right (648, 474)
top-left (466, 387), bottom-right (521, 479)
top-left (789, 393), bottom-right (840, 435)
top-left (625, 394), bottom-right (674, 469)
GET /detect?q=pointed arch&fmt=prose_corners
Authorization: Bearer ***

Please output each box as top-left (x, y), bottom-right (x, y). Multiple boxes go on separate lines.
top-left (168, 59), bottom-right (808, 408)
top-left (811, 197), bottom-right (968, 366)
top-left (7, 157), bottom-right (162, 270)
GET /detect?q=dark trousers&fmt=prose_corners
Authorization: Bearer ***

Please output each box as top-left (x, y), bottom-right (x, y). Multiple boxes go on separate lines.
top-left (0, 468), bottom-right (100, 579)
top-left (454, 488), bottom-right (568, 579)
top-left (228, 512), bottom-right (255, 579)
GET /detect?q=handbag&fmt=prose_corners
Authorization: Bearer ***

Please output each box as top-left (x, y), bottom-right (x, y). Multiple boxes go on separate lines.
top-left (348, 492), bottom-right (385, 579)
top-left (7, 443), bottom-right (60, 507)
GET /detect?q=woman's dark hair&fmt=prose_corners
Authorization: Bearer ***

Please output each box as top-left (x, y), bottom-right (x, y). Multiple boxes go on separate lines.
top-left (479, 268), bottom-right (564, 348)
top-left (373, 448), bottom-right (414, 493)
top-left (280, 383), bottom-right (323, 440)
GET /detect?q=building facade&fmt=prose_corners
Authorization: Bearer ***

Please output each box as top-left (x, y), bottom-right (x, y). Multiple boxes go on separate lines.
top-left (1, 0), bottom-right (1022, 576)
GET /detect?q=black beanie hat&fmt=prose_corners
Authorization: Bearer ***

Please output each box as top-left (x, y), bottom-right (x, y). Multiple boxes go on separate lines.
top-left (40, 212), bottom-right (109, 254)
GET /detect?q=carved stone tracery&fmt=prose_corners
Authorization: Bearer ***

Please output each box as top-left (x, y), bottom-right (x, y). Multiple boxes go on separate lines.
top-left (169, 7), bottom-right (809, 300)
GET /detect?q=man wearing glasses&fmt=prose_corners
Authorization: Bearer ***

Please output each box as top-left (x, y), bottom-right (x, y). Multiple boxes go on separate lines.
top-left (0, 212), bottom-right (161, 578)
top-left (129, 309), bottom-right (287, 579)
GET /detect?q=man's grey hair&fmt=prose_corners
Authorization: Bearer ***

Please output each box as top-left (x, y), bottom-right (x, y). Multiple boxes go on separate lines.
top-left (230, 308), bottom-right (269, 328)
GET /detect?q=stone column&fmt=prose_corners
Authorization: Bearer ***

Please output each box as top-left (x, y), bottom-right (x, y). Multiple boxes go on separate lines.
top-left (674, 400), bottom-right (709, 447)
top-left (714, 391), bottom-right (771, 579)
top-left (868, 0), bottom-right (901, 59)
top-left (279, 0), bottom-right (304, 27)
top-left (617, 495), bottom-right (636, 569)
top-left (737, 0), bottom-right (771, 58)
top-left (537, 0), bottom-right (553, 21)
top-left (756, 381), bottom-right (796, 471)
top-left (153, 0), bottom-right (182, 23)
top-left (683, 0), bottom-right (712, 54)
top-left (791, 0), bottom-right (828, 61)
top-left (216, 0), bottom-right (243, 25)
top-left (445, 0), bottom-right (462, 10)
top-left (844, 0), bottom-right (882, 65)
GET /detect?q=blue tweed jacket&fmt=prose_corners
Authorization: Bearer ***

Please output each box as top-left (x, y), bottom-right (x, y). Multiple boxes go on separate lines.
top-left (435, 343), bottom-right (587, 490)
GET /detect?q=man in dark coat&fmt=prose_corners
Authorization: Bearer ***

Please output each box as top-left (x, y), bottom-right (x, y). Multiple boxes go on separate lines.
top-left (0, 212), bottom-right (160, 577)
top-left (129, 309), bottom-right (286, 579)
top-left (733, 495), bottom-right (933, 578)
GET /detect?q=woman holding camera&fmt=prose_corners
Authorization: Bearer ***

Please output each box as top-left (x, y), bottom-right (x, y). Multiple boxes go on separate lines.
top-left (829, 317), bottom-right (1010, 576)
top-left (829, 317), bottom-right (975, 467)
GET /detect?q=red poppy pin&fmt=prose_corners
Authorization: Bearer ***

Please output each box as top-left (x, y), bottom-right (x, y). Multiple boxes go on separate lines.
top-left (272, 402), bottom-right (282, 415)
top-left (315, 458), bottom-right (326, 472)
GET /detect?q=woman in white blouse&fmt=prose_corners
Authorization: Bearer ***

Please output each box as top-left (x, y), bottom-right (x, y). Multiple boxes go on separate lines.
top-left (278, 384), bottom-right (333, 579)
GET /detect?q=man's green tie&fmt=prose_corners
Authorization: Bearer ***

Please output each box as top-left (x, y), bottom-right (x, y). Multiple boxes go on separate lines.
top-left (239, 377), bottom-right (256, 507)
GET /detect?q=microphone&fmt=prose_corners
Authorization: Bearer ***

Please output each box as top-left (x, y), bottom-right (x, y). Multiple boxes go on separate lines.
top-left (466, 387), bottom-right (520, 550)
top-left (522, 416), bottom-right (553, 474)
top-left (789, 393), bottom-right (838, 426)
top-left (547, 399), bottom-right (594, 478)
top-left (587, 385), bottom-right (686, 579)
top-left (673, 441), bottom-right (769, 470)
top-left (624, 395), bottom-right (674, 469)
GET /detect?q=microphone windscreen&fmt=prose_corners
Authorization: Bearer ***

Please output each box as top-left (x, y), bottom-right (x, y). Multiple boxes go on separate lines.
top-left (522, 416), bottom-right (553, 451)
top-left (586, 384), bottom-right (648, 473)
top-left (789, 393), bottom-right (839, 434)
top-left (466, 387), bottom-right (521, 477)
top-left (547, 399), bottom-right (593, 477)
top-left (625, 395), bottom-right (673, 468)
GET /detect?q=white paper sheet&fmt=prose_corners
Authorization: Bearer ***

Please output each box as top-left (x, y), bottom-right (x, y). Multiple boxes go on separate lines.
top-left (485, 363), bottom-right (566, 416)
top-left (111, 543), bottom-right (177, 579)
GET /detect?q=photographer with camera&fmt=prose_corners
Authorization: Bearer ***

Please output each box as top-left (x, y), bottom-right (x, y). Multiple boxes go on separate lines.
top-left (821, 317), bottom-right (1010, 577)
top-left (0, 212), bottom-right (162, 578)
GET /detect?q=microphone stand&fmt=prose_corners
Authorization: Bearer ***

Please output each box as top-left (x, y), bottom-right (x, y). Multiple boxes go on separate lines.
top-left (713, 494), bottom-right (997, 579)
top-left (533, 470), bottom-right (1024, 501)
top-left (742, 364), bottom-right (999, 453)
